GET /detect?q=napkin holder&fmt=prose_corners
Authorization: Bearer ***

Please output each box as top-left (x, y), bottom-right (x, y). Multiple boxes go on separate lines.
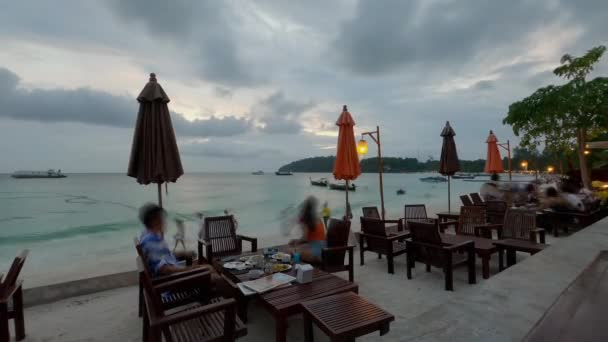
top-left (295, 264), bottom-right (313, 284)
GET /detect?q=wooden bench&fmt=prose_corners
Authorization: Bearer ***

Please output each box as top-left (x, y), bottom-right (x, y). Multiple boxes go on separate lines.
top-left (524, 251), bottom-right (608, 341)
top-left (301, 292), bottom-right (394, 342)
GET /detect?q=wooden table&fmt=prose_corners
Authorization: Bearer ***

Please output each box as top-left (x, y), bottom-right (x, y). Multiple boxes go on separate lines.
top-left (301, 292), bottom-right (394, 342)
top-left (524, 251), bottom-right (608, 341)
top-left (440, 234), bottom-right (497, 279)
top-left (436, 211), bottom-right (460, 223)
top-left (493, 239), bottom-right (546, 270)
top-left (214, 247), bottom-right (358, 342)
top-left (540, 209), bottom-right (602, 237)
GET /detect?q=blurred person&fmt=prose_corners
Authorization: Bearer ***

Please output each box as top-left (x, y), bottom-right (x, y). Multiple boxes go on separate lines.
top-left (480, 173), bottom-right (504, 201)
top-left (224, 209), bottom-right (239, 230)
top-left (290, 196), bottom-right (326, 263)
top-left (321, 201), bottom-right (331, 228)
top-left (173, 218), bottom-right (186, 252)
top-left (540, 187), bottom-right (569, 211)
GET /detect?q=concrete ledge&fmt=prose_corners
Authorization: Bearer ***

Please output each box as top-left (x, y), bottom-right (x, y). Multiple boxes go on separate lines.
top-left (23, 270), bottom-right (138, 307)
top-left (401, 217), bottom-right (608, 341)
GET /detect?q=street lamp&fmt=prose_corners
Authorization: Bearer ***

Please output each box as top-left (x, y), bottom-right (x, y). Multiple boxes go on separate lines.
top-left (497, 139), bottom-right (512, 181)
top-left (521, 160), bottom-right (528, 172)
top-left (584, 150), bottom-right (591, 155)
top-left (358, 126), bottom-right (386, 220)
top-left (547, 166), bottom-right (555, 173)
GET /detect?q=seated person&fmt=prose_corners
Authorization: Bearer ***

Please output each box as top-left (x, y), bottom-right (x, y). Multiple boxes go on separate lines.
top-left (139, 203), bottom-right (212, 276)
top-left (540, 187), bottom-right (570, 211)
top-left (480, 174), bottom-right (504, 201)
top-left (289, 197), bottom-right (326, 263)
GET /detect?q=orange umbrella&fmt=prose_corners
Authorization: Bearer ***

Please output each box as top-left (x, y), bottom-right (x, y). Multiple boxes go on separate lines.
top-left (333, 105), bottom-right (361, 219)
top-left (484, 130), bottom-right (504, 174)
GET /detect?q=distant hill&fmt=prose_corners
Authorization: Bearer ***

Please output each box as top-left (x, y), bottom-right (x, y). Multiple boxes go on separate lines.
top-left (278, 156), bottom-right (486, 173)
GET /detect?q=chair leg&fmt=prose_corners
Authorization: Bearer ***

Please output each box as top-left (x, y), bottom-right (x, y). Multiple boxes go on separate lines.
top-left (348, 249), bottom-right (354, 282)
top-left (406, 249), bottom-right (413, 279)
top-left (467, 249), bottom-right (476, 285)
top-left (388, 255), bottom-right (394, 274)
top-left (360, 248), bottom-right (365, 266)
top-left (444, 265), bottom-right (454, 291)
top-left (0, 303), bottom-right (9, 342)
top-left (138, 274), bottom-right (144, 317)
top-left (304, 314), bottom-right (314, 342)
top-left (13, 286), bottom-right (25, 341)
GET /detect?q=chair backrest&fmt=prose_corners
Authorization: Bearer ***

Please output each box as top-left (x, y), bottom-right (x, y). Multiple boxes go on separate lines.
top-left (133, 237), bottom-right (156, 280)
top-left (360, 216), bottom-right (390, 252)
top-left (325, 218), bottom-right (351, 267)
top-left (460, 195), bottom-right (474, 206)
top-left (470, 193), bottom-right (484, 205)
top-left (204, 215), bottom-right (240, 258)
top-left (408, 220), bottom-right (445, 267)
top-left (404, 204), bottom-right (428, 221)
top-left (486, 200), bottom-right (507, 224)
top-left (361, 207), bottom-right (381, 219)
top-left (457, 206), bottom-right (487, 236)
top-left (0, 250), bottom-right (28, 294)
top-left (502, 208), bottom-right (537, 241)
top-left (139, 258), bottom-right (168, 320)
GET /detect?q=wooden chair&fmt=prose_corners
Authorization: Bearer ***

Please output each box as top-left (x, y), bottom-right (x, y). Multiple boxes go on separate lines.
top-left (0, 250), bottom-right (28, 342)
top-left (404, 204), bottom-right (455, 232)
top-left (198, 215), bottom-right (257, 264)
top-left (140, 258), bottom-right (247, 342)
top-left (359, 217), bottom-right (409, 274)
top-left (320, 218), bottom-right (355, 282)
top-left (135, 238), bottom-right (212, 318)
top-left (456, 206), bottom-right (488, 237)
top-left (460, 195), bottom-right (474, 206)
top-left (362, 206), bottom-right (398, 233)
top-left (405, 221), bottom-right (476, 291)
top-left (499, 209), bottom-right (546, 243)
top-left (486, 200), bottom-right (507, 224)
top-left (470, 193), bottom-right (485, 205)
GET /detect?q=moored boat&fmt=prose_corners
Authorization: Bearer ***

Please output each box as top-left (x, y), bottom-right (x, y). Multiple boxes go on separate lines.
top-left (419, 176), bottom-right (447, 183)
top-left (396, 188), bottom-right (406, 195)
top-left (275, 171), bottom-right (293, 176)
top-left (328, 182), bottom-right (356, 191)
top-left (11, 169), bottom-right (66, 179)
top-left (452, 173), bottom-right (476, 179)
top-left (310, 177), bottom-right (328, 187)
top-left (252, 170), bottom-right (264, 175)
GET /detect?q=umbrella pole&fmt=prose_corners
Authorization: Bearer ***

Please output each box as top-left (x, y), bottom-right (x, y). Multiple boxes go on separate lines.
top-left (345, 180), bottom-right (350, 221)
top-left (448, 176), bottom-right (451, 212)
top-left (158, 183), bottom-right (163, 208)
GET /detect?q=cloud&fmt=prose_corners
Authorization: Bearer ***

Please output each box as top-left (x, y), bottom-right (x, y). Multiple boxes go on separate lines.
top-left (333, 1), bottom-right (561, 75)
top-left (180, 140), bottom-right (281, 159)
top-left (0, 67), bottom-right (251, 138)
top-left (255, 92), bottom-right (316, 134)
top-left (105, 0), bottom-right (254, 87)
top-left (473, 80), bottom-right (495, 91)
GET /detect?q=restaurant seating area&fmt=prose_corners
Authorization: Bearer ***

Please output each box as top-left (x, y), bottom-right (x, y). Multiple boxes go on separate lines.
top-left (5, 202), bottom-right (608, 342)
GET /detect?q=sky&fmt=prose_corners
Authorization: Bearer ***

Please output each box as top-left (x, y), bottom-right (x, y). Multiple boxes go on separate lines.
top-left (0, 0), bottom-right (606, 172)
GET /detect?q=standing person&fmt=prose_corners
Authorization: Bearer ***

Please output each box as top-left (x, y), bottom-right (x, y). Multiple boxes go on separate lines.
top-left (321, 201), bottom-right (331, 228)
top-left (289, 197), bottom-right (326, 263)
top-left (173, 218), bottom-right (186, 252)
top-left (196, 212), bottom-right (206, 240)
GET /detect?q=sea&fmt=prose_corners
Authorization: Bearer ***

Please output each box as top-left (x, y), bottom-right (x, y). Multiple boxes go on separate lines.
top-left (0, 172), bottom-right (486, 287)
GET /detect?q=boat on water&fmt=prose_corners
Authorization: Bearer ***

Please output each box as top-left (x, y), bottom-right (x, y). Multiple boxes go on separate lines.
top-left (328, 182), bottom-right (356, 191)
top-left (275, 171), bottom-right (293, 176)
top-left (396, 188), bottom-right (406, 195)
top-left (452, 173), bottom-right (476, 180)
top-left (310, 177), bottom-right (328, 187)
top-left (251, 170), bottom-right (264, 175)
top-left (11, 169), bottom-right (66, 179)
top-left (419, 176), bottom-right (447, 183)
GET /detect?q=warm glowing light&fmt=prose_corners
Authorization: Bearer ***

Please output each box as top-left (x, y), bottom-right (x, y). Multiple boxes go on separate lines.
top-left (547, 166), bottom-right (555, 173)
top-left (603, 184), bottom-right (608, 189)
top-left (357, 139), bottom-right (369, 155)
top-left (521, 160), bottom-right (528, 167)
top-left (584, 150), bottom-right (591, 155)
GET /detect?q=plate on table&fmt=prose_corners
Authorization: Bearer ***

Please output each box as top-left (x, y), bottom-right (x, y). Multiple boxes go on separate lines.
top-left (272, 264), bottom-right (292, 273)
top-left (223, 261), bottom-right (247, 270)
top-left (271, 252), bottom-right (290, 260)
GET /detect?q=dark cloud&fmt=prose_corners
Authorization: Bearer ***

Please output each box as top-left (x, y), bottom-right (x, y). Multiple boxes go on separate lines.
top-left (214, 87), bottom-right (233, 99)
top-left (105, 0), bottom-right (254, 87)
top-left (0, 67), bottom-right (251, 138)
top-left (473, 80), bottom-right (495, 91)
top-left (255, 92), bottom-right (316, 134)
top-left (333, 1), bottom-right (559, 74)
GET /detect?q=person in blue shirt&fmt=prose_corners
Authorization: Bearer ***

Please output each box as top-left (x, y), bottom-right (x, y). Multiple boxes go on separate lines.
top-left (138, 203), bottom-right (210, 276)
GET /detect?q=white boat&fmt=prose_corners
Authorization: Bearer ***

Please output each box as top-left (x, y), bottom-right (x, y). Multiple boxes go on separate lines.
top-left (251, 170), bottom-right (264, 175)
top-left (11, 169), bottom-right (67, 179)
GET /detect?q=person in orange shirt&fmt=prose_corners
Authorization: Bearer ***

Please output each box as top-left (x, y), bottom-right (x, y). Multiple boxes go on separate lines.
top-left (289, 196), bottom-right (326, 263)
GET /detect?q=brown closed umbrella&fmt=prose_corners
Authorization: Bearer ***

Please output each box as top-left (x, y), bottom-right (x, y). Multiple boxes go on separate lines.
top-left (439, 121), bottom-right (460, 212)
top-left (128, 73), bottom-right (184, 207)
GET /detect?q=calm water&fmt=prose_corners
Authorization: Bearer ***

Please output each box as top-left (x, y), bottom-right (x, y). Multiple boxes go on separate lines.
top-left (0, 172), bottom-right (484, 286)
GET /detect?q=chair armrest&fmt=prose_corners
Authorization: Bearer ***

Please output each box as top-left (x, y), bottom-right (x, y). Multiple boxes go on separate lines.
top-left (152, 266), bottom-right (211, 285)
top-left (383, 219), bottom-right (402, 224)
top-left (154, 270), bottom-right (211, 293)
top-left (531, 228), bottom-right (546, 244)
top-left (322, 245), bottom-right (355, 254)
top-left (0, 281), bottom-right (22, 303)
top-left (198, 238), bottom-right (211, 246)
top-left (151, 298), bottom-right (237, 328)
top-left (407, 240), bottom-right (449, 251)
top-left (387, 232), bottom-right (410, 241)
top-left (474, 224), bottom-right (503, 238)
top-left (444, 240), bottom-right (474, 252)
top-left (438, 219), bottom-right (457, 227)
top-left (236, 234), bottom-right (258, 252)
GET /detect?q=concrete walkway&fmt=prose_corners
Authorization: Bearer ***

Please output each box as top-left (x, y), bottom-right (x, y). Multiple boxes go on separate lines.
top-left (13, 219), bottom-right (608, 341)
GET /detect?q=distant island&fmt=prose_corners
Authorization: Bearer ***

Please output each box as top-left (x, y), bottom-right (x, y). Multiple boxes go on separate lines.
top-left (278, 156), bottom-right (486, 173)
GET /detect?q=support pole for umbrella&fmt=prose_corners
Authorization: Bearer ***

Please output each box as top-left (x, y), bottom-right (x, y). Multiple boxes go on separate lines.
top-left (345, 180), bottom-right (350, 220)
top-left (447, 176), bottom-right (451, 212)
top-left (157, 183), bottom-right (163, 208)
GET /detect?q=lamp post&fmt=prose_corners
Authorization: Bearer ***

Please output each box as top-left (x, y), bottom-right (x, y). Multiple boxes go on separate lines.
top-left (358, 126), bottom-right (385, 220)
top-left (497, 139), bottom-right (512, 180)
top-left (521, 160), bottom-right (528, 172)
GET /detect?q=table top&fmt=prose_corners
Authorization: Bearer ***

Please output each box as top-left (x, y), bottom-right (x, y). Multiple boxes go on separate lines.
top-left (301, 291), bottom-right (394, 337)
top-left (260, 271), bottom-right (358, 315)
top-left (214, 245), bottom-right (296, 284)
top-left (436, 211), bottom-right (460, 217)
top-left (493, 239), bottom-right (546, 252)
top-left (440, 233), bottom-right (496, 252)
